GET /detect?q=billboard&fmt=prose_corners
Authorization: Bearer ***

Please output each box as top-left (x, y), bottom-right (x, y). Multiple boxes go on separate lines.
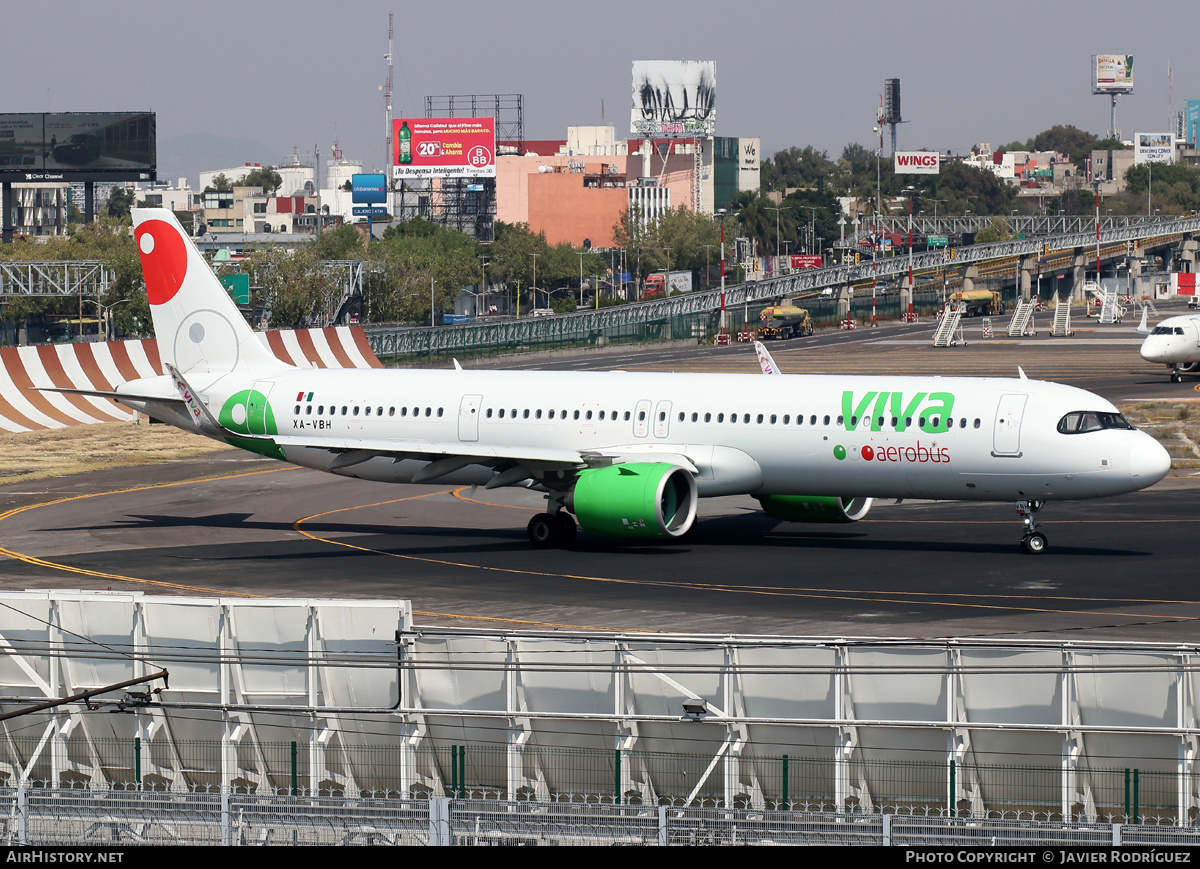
top-left (0, 112), bottom-right (155, 181)
top-left (1186, 100), bottom-right (1200, 147)
top-left (351, 173), bottom-right (388, 204)
top-left (894, 151), bottom-right (940, 174)
top-left (1093, 54), bottom-right (1134, 94)
top-left (1135, 132), bottom-right (1174, 165)
top-left (631, 61), bottom-right (716, 138)
top-left (791, 255), bottom-right (822, 269)
top-left (391, 118), bottom-right (495, 179)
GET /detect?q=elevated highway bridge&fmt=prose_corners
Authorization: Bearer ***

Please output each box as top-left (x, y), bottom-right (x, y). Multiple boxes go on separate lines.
top-left (367, 215), bottom-right (1200, 361)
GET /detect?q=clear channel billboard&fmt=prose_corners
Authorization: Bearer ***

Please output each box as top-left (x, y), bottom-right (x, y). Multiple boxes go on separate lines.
top-left (0, 112), bottom-right (156, 181)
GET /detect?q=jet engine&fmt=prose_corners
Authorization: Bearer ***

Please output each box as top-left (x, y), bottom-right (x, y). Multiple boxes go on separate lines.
top-left (755, 494), bottom-right (873, 523)
top-left (567, 463), bottom-right (698, 540)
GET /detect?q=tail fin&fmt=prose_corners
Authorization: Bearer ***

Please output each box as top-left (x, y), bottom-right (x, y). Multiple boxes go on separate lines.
top-left (132, 208), bottom-right (281, 375)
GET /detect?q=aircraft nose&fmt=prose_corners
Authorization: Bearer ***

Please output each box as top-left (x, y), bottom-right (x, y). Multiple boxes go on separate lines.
top-left (1130, 435), bottom-right (1171, 484)
top-left (1140, 338), bottom-right (1169, 363)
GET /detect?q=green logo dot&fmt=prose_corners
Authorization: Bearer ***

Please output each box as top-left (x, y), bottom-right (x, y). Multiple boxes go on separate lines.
top-left (833, 445), bottom-right (846, 460)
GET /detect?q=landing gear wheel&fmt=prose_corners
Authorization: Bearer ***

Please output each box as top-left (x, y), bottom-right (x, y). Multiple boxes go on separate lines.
top-left (554, 511), bottom-right (577, 547)
top-left (1021, 532), bottom-right (1048, 554)
top-left (1172, 371), bottom-right (1183, 383)
top-left (527, 513), bottom-right (557, 549)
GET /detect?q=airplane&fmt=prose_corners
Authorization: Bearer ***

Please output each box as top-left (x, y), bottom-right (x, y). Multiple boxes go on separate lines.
top-left (50, 209), bottom-right (1172, 555)
top-left (1138, 306), bottom-right (1200, 382)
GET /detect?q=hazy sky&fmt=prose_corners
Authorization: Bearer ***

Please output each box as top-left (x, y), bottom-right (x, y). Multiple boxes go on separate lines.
top-left (5, 0), bottom-right (1196, 182)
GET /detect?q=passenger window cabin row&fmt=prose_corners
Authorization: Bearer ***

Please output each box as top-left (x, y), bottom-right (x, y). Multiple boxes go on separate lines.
top-left (293, 402), bottom-right (985, 432)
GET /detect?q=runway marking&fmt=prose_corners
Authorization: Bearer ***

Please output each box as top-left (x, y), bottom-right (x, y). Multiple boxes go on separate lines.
top-left (293, 492), bottom-right (662, 631)
top-left (0, 466), bottom-right (298, 598)
top-left (292, 488), bottom-right (1200, 626)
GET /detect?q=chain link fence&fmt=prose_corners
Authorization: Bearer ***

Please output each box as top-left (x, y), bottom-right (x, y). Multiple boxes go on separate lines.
top-left (7, 786), bottom-right (1200, 846)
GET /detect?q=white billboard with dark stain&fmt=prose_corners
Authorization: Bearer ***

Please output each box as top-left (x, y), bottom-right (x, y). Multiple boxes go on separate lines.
top-left (631, 61), bottom-right (715, 139)
top-left (894, 151), bottom-right (940, 175)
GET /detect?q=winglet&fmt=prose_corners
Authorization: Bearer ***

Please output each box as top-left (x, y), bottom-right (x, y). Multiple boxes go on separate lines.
top-left (1136, 305), bottom-right (1152, 335)
top-left (754, 341), bottom-right (781, 375)
top-left (1017, 366), bottom-right (1028, 380)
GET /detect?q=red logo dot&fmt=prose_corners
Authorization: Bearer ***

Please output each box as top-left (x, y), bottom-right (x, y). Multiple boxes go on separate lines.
top-left (861, 445), bottom-right (875, 461)
top-left (135, 220), bottom-right (188, 305)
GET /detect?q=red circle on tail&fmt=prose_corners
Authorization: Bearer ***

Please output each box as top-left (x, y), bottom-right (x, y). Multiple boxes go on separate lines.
top-left (135, 220), bottom-right (188, 305)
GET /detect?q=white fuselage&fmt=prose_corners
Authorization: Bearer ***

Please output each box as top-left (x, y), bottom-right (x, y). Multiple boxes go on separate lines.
top-left (136, 366), bottom-right (1169, 504)
top-left (1140, 315), bottom-right (1200, 366)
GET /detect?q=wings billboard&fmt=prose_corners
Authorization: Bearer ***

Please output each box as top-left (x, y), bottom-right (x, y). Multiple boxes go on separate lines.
top-left (631, 61), bottom-right (716, 138)
top-left (392, 118), bottom-right (495, 179)
top-left (0, 112), bottom-right (155, 181)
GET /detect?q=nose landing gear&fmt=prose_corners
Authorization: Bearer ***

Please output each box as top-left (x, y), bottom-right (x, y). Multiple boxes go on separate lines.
top-left (1016, 500), bottom-right (1047, 554)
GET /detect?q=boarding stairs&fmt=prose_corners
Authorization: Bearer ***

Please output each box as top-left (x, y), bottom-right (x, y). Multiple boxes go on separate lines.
top-left (1007, 300), bottom-right (1037, 337)
top-left (1097, 291), bottom-right (1126, 324)
top-left (1049, 294), bottom-right (1073, 337)
top-left (932, 303), bottom-right (966, 347)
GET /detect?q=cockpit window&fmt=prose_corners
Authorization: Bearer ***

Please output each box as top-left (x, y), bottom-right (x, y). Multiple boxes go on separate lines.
top-left (1153, 325), bottom-right (1187, 335)
top-left (1057, 411), bottom-right (1135, 434)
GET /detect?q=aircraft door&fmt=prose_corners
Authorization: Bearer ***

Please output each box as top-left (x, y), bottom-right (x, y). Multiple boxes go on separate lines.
top-left (633, 399), bottom-right (652, 438)
top-left (653, 400), bottom-right (672, 438)
top-left (246, 380), bottom-right (275, 435)
top-left (992, 393), bottom-right (1028, 457)
top-left (458, 394), bottom-right (482, 442)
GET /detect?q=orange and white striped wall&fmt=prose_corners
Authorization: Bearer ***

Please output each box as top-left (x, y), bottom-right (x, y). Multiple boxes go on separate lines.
top-left (0, 326), bottom-right (382, 433)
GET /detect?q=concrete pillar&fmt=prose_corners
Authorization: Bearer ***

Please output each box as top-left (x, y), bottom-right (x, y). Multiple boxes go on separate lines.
top-left (1179, 239), bottom-right (1199, 273)
top-left (1017, 256), bottom-right (1034, 302)
top-left (900, 274), bottom-right (913, 314)
top-left (1072, 254), bottom-right (1090, 302)
top-left (1130, 258), bottom-right (1144, 298)
top-left (837, 286), bottom-right (851, 321)
top-left (961, 265), bottom-right (979, 295)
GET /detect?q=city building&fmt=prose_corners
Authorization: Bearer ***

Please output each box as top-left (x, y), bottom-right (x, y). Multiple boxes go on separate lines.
top-left (494, 125), bottom-right (760, 248)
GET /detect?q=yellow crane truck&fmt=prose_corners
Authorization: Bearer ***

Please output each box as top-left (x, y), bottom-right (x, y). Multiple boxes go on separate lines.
top-left (757, 305), bottom-right (814, 339)
top-left (949, 289), bottom-right (1004, 317)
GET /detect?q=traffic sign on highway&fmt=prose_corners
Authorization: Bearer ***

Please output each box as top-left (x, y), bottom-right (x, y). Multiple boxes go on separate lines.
top-left (928, 235), bottom-right (949, 247)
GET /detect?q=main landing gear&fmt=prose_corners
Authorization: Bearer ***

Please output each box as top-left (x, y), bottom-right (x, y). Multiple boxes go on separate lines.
top-left (527, 511), bottom-right (578, 549)
top-left (1016, 500), bottom-right (1047, 554)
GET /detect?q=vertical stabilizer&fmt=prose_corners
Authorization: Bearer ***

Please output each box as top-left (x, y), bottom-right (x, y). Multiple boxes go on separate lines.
top-left (132, 208), bottom-right (282, 375)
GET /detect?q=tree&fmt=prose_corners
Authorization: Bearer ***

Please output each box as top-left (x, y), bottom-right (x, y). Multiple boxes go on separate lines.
top-left (1030, 125), bottom-right (1101, 171)
top-left (239, 166), bottom-right (283, 194)
top-left (205, 173), bottom-right (233, 193)
top-left (106, 187), bottom-right (134, 221)
top-left (762, 146), bottom-right (836, 192)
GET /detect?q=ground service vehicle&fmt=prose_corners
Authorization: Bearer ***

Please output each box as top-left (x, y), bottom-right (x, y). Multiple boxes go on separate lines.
top-left (758, 305), bottom-right (814, 339)
top-left (950, 289), bottom-right (1004, 317)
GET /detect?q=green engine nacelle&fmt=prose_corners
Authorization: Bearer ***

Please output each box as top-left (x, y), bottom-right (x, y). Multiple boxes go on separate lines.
top-left (567, 463), bottom-right (698, 540)
top-left (755, 495), bottom-right (873, 524)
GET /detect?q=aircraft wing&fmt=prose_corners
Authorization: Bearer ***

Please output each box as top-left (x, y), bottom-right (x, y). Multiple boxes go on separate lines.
top-left (269, 433), bottom-right (587, 468)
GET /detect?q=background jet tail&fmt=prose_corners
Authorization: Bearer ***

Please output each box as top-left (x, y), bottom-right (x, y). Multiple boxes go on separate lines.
top-left (132, 208), bottom-right (283, 375)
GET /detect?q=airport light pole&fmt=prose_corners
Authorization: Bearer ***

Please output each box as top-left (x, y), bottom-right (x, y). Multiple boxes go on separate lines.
top-left (530, 252), bottom-right (539, 314)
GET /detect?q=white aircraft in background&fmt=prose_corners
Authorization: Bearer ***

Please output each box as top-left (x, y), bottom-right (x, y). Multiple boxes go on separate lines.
top-left (52, 209), bottom-right (1171, 555)
top-left (1138, 307), bottom-right (1200, 382)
